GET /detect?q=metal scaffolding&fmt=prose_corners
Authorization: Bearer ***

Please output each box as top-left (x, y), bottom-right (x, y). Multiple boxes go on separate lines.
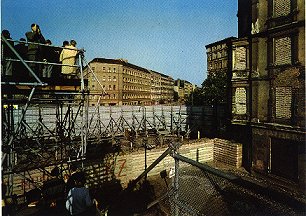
top-left (1, 36), bottom-right (92, 197)
top-left (1, 36), bottom-right (205, 200)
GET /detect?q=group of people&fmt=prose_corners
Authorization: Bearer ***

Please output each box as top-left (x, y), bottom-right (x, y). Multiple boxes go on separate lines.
top-left (1, 23), bottom-right (79, 80)
top-left (25, 164), bottom-right (99, 216)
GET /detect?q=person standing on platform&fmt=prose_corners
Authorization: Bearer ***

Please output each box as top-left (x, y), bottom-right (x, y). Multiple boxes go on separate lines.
top-left (25, 23), bottom-right (45, 77)
top-left (41, 39), bottom-right (57, 78)
top-left (14, 38), bottom-right (28, 80)
top-left (62, 40), bottom-right (69, 47)
top-left (1, 30), bottom-right (14, 77)
top-left (59, 40), bottom-right (78, 78)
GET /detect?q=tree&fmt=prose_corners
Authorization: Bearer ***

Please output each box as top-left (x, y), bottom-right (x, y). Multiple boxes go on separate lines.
top-left (202, 72), bottom-right (227, 105)
top-left (185, 72), bottom-right (227, 105)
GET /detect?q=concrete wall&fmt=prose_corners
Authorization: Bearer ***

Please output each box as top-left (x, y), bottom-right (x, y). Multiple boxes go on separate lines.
top-left (85, 139), bottom-right (215, 188)
top-left (3, 138), bottom-right (244, 203)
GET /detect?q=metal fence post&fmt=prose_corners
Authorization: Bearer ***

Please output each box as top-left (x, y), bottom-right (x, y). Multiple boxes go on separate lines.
top-left (173, 156), bottom-right (180, 216)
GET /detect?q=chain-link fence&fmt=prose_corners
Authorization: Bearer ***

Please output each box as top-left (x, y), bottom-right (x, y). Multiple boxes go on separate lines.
top-left (167, 153), bottom-right (301, 216)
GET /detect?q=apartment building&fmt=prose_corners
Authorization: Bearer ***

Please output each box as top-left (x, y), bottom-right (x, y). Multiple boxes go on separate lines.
top-left (206, 37), bottom-right (249, 126)
top-left (85, 58), bottom-right (174, 106)
top-left (173, 79), bottom-right (194, 103)
top-left (206, 37), bottom-right (235, 76)
top-left (249, 0), bottom-right (305, 185)
top-left (234, 0), bottom-right (305, 186)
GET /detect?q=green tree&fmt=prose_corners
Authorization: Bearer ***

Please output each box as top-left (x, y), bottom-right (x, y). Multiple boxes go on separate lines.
top-left (185, 72), bottom-right (227, 105)
top-left (202, 72), bottom-right (227, 105)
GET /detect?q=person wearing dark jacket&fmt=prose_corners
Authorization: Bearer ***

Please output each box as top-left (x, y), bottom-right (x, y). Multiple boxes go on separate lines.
top-left (25, 23), bottom-right (45, 77)
top-left (41, 39), bottom-right (57, 78)
top-left (1, 29), bottom-right (14, 77)
top-left (14, 38), bottom-right (28, 80)
top-left (41, 167), bottom-right (66, 209)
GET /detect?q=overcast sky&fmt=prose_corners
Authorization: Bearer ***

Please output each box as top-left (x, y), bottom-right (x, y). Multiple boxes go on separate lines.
top-left (1, 0), bottom-right (237, 86)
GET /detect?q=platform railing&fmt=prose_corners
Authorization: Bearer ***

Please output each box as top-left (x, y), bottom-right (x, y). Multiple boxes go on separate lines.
top-left (1, 36), bottom-right (91, 196)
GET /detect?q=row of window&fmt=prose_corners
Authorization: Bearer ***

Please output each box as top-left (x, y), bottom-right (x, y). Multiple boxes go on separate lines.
top-left (101, 67), bottom-right (116, 73)
top-left (100, 85), bottom-right (116, 90)
top-left (100, 76), bottom-right (117, 82)
top-left (207, 50), bottom-right (228, 61)
top-left (209, 60), bottom-right (227, 70)
top-left (123, 77), bottom-right (150, 85)
top-left (122, 68), bottom-right (149, 78)
top-left (122, 94), bottom-right (150, 99)
top-left (232, 86), bottom-right (294, 120)
top-left (123, 85), bottom-right (147, 91)
top-left (208, 36), bottom-right (296, 69)
top-left (90, 94), bottom-right (117, 100)
top-left (207, 44), bottom-right (227, 52)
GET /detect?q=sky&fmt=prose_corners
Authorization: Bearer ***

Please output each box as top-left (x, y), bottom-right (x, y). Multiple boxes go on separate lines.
top-left (1, 0), bottom-right (237, 86)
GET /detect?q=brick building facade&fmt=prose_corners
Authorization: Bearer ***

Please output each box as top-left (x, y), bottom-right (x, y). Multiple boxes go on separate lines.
top-left (85, 58), bottom-right (174, 106)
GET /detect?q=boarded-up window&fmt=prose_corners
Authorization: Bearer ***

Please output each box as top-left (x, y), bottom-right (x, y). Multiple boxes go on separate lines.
top-left (275, 37), bottom-right (291, 65)
top-left (233, 47), bottom-right (247, 70)
top-left (233, 88), bottom-right (247, 115)
top-left (275, 87), bottom-right (292, 119)
top-left (273, 0), bottom-right (291, 17)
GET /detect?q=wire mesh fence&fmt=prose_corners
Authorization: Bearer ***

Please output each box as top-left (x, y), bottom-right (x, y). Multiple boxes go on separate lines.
top-left (167, 154), bottom-right (300, 216)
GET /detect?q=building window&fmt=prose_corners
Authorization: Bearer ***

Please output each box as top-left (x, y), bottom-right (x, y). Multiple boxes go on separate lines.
top-left (103, 67), bottom-right (105, 71)
top-left (275, 87), bottom-right (292, 119)
top-left (102, 76), bottom-right (106, 81)
top-left (273, 0), bottom-right (291, 17)
top-left (217, 52), bottom-right (221, 58)
top-left (113, 85), bottom-right (116, 90)
top-left (113, 68), bottom-right (116, 73)
top-left (274, 36), bottom-right (292, 66)
top-left (113, 76), bottom-right (116, 81)
top-left (232, 88), bottom-right (247, 115)
top-left (109, 85), bottom-right (112, 90)
top-left (108, 76), bottom-right (111, 81)
top-left (233, 47), bottom-right (247, 70)
top-left (108, 67), bottom-right (111, 72)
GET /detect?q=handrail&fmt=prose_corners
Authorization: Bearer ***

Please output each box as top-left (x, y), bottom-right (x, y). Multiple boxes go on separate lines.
top-left (6, 38), bottom-right (85, 52)
top-left (1, 35), bottom-right (44, 84)
top-left (3, 58), bottom-right (79, 67)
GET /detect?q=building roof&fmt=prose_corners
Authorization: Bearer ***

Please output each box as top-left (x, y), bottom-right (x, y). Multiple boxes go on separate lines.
top-left (90, 58), bottom-right (150, 73)
top-left (90, 58), bottom-right (173, 80)
top-left (150, 70), bottom-right (173, 79)
top-left (205, 36), bottom-right (237, 48)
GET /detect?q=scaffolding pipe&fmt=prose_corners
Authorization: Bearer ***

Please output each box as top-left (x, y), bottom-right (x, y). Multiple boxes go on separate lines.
top-left (1, 87), bottom-right (36, 166)
top-left (1, 35), bottom-right (44, 84)
top-left (131, 147), bottom-right (172, 188)
top-left (172, 153), bottom-right (238, 181)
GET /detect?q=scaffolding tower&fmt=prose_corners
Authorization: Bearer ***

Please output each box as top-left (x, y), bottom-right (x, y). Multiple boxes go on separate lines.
top-left (1, 36), bottom-right (203, 201)
top-left (1, 36), bottom-right (95, 197)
